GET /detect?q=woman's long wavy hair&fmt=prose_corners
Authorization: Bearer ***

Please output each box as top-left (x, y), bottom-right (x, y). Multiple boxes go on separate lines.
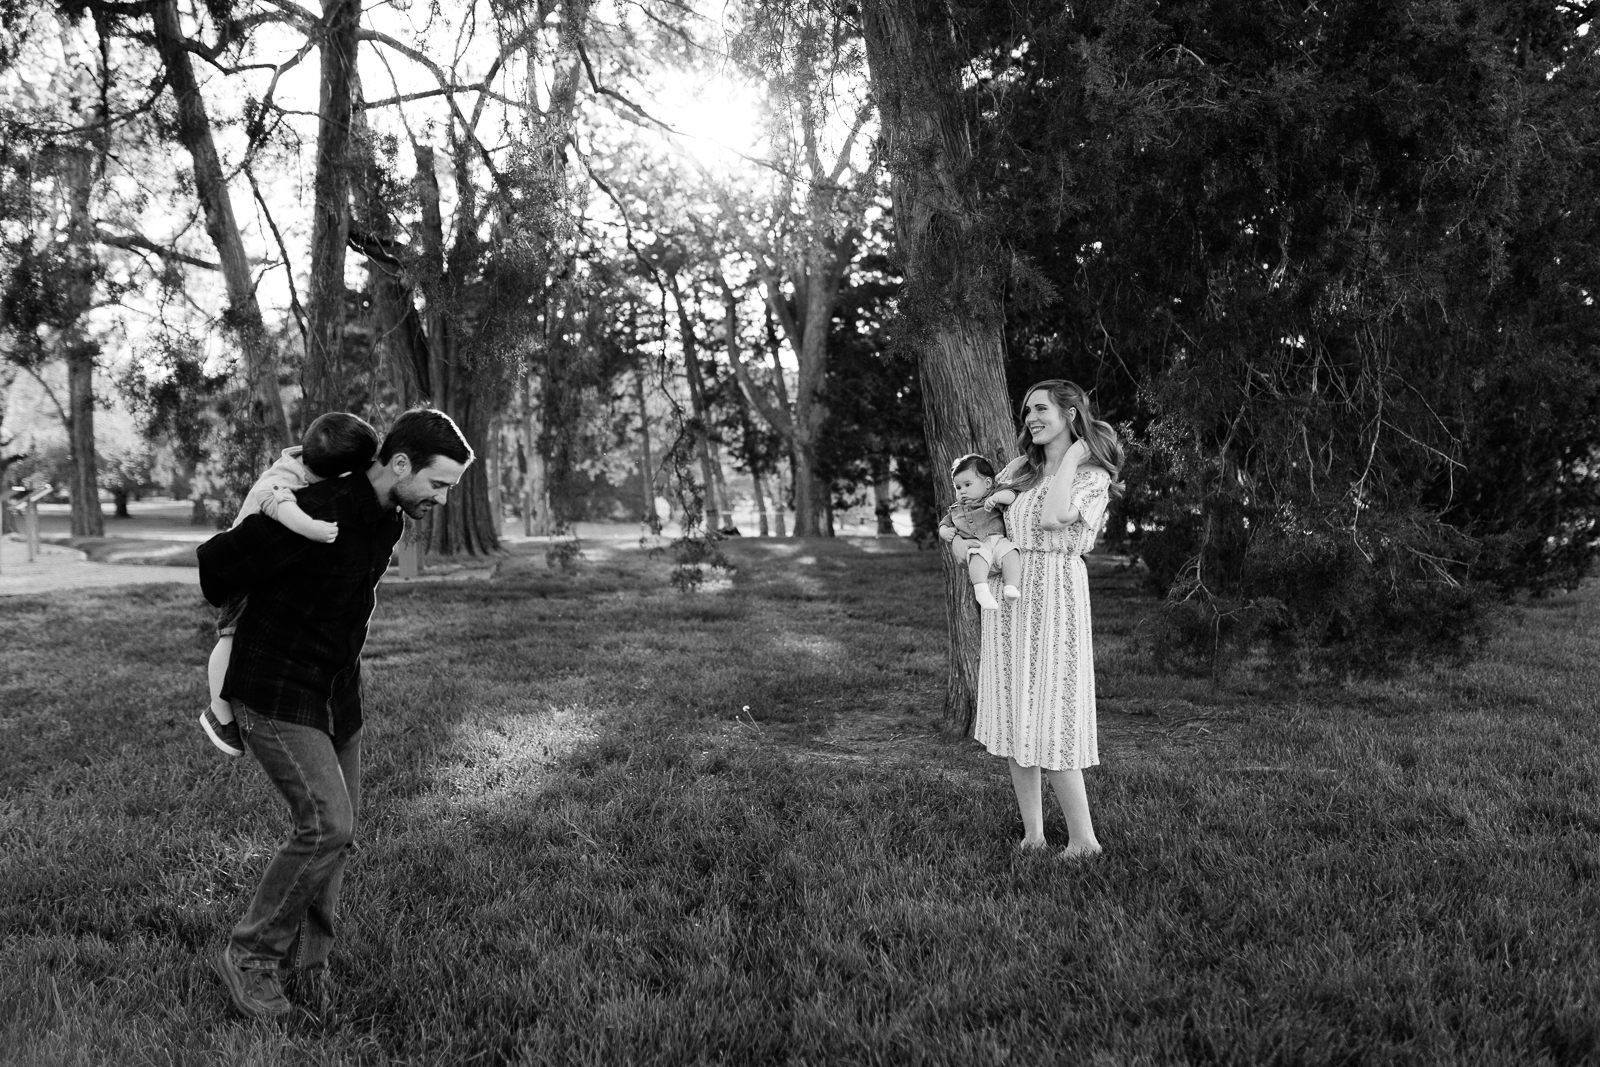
top-left (1002, 379), bottom-right (1125, 497)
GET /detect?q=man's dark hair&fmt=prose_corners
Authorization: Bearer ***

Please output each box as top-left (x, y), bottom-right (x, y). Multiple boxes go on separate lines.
top-left (950, 453), bottom-right (996, 480)
top-left (378, 407), bottom-right (475, 470)
top-left (301, 412), bottom-right (380, 478)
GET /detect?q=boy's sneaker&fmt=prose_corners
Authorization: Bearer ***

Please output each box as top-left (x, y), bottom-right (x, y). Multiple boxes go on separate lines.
top-left (213, 948), bottom-right (290, 1020)
top-left (199, 707), bottom-right (244, 758)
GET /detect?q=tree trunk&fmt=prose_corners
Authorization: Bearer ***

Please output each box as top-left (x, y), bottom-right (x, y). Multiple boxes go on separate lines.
top-left (872, 461), bottom-right (897, 535)
top-left (67, 338), bottom-right (103, 537)
top-left (762, 273), bottom-right (836, 537)
top-left (773, 461), bottom-right (789, 537)
top-left (486, 416), bottom-right (502, 540)
top-left (427, 380), bottom-right (499, 555)
top-left (302, 0), bottom-right (361, 418)
top-left (522, 371), bottom-right (553, 536)
top-left (752, 469), bottom-right (770, 537)
top-left (669, 277), bottom-right (724, 535)
top-left (150, 0), bottom-right (290, 448)
top-left (791, 442), bottom-right (823, 539)
top-left (711, 442), bottom-right (735, 532)
top-left (862, 0), bottom-right (1019, 728)
top-left (60, 138), bottom-right (103, 539)
top-left (635, 369), bottom-right (656, 527)
top-left (411, 145), bottom-right (499, 556)
top-left (726, 279), bottom-right (828, 537)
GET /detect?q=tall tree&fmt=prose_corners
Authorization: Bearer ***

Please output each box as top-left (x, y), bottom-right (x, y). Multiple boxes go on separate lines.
top-left (665, 265), bottom-right (732, 533)
top-left (143, 0), bottom-right (292, 451)
top-left (857, 0), bottom-right (1017, 725)
top-left (1, 11), bottom-right (123, 537)
top-left (343, 0), bottom-right (595, 553)
top-left (722, 8), bottom-right (880, 536)
top-left (302, 0), bottom-right (362, 417)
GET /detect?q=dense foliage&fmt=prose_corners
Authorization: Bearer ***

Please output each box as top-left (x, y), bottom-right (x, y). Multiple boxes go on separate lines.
top-left (935, 0), bottom-right (1600, 673)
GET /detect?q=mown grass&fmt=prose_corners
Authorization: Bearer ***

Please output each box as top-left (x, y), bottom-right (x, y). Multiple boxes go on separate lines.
top-left (2, 538), bottom-right (1598, 1066)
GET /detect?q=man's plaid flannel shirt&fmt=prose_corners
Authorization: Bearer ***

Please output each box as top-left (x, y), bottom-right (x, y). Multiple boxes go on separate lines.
top-left (197, 472), bottom-right (403, 745)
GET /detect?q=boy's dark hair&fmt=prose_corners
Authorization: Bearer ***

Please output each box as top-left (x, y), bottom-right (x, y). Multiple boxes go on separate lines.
top-left (301, 412), bottom-right (380, 478)
top-left (950, 453), bottom-right (996, 480)
top-left (378, 407), bottom-right (475, 471)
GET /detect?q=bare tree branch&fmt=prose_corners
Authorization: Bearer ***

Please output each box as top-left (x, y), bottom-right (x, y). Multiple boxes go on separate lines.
top-left (260, 0), bottom-right (318, 30)
top-left (361, 83), bottom-right (487, 109)
top-left (9, 74), bottom-right (168, 138)
top-left (246, 167), bottom-right (309, 354)
top-left (94, 229), bottom-right (220, 270)
top-left (251, 34), bottom-right (318, 147)
top-left (574, 39), bottom-right (675, 132)
top-left (21, 365), bottom-right (72, 435)
top-left (357, 26), bottom-right (510, 188)
top-left (828, 101), bottom-right (875, 186)
top-left (716, 271), bottom-right (795, 440)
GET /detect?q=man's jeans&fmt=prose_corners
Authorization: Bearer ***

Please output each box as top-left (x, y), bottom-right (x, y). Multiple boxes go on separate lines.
top-left (229, 702), bottom-right (361, 975)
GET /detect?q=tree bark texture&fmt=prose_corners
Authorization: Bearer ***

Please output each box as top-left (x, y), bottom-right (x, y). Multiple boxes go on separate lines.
top-left (60, 142), bottom-right (103, 538)
top-left (150, 0), bottom-right (290, 448)
top-left (425, 383), bottom-right (500, 555)
top-left (486, 417), bottom-right (502, 531)
top-left (861, 0), bottom-right (1019, 729)
top-left (522, 371), bottom-right (553, 536)
top-left (66, 338), bottom-right (103, 537)
top-left (302, 0), bottom-right (361, 418)
top-left (635, 369), bottom-right (656, 526)
top-left (752, 470), bottom-right (770, 537)
top-left (872, 460), bottom-right (897, 535)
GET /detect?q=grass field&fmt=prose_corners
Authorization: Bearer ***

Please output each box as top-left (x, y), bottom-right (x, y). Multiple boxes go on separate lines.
top-left (3, 538), bottom-right (1598, 1066)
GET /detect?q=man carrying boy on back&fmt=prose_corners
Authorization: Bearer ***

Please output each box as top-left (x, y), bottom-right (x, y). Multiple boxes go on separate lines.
top-left (197, 407), bottom-right (474, 1020)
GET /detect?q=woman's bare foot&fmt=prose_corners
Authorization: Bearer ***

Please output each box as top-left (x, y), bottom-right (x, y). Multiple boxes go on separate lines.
top-left (1016, 837), bottom-right (1048, 853)
top-left (1059, 841), bottom-right (1103, 862)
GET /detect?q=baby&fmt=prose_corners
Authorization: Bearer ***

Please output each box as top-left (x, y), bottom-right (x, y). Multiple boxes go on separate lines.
top-left (198, 412), bottom-right (381, 757)
top-left (938, 453), bottom-right (1021, 611)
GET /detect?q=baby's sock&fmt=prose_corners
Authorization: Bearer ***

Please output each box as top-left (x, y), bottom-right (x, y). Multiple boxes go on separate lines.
top-left (1004, 585), bottom-right (1021, 600)
top-left (974, 583), bottom-right (1000, 610)
top-left (210, 697), bottom-right (235, 725)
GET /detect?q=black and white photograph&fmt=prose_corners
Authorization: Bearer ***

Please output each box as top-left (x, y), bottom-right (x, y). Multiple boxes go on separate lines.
top-left (2, 0), bottom-right (1597, 1063)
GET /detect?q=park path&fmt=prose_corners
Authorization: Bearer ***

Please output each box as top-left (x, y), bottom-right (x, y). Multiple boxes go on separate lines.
top-left (0, 536), bottom-right (199, 598)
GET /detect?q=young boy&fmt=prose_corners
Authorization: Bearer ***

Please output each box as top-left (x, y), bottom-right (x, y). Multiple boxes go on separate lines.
top-left (938, 453), bottom-right (1021, 611)
top-left (198, 412), bottom-right (381, 757)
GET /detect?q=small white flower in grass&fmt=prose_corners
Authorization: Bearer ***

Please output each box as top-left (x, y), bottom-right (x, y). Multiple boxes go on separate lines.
top-left (743, 705), bottom-right (751, 712)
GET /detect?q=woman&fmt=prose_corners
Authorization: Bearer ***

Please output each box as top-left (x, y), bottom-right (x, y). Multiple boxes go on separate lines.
top-left (973, 380), bottom-right (1123, 859)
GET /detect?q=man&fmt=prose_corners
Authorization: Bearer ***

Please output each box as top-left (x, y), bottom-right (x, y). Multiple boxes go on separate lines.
top-left (197, 407), bottom-right (473, 1020)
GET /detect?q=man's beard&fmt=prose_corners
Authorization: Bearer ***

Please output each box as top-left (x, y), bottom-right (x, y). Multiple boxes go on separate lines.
top-left (394, 481), bottom-right (437, 519)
